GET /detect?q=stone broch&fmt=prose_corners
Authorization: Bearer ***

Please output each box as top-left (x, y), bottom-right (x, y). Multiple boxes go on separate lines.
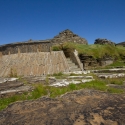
top-left (51, 29), bottom-right (88, 45)
top-left (0, 29), bottom-right (88, 76)
top-left (0, 29), bottom-right (88, 56)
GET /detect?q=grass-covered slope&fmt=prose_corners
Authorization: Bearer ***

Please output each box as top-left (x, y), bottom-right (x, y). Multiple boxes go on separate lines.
top-left (52, 42), bottom-right (125, 59)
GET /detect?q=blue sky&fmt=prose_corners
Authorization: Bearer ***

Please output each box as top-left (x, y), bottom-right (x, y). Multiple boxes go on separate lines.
top-left (0, 0), bottom-right (125, 45)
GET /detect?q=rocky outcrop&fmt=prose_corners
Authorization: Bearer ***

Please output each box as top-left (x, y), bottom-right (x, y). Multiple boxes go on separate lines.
top-left (94, 38), bottom-right (115, 45)
top-left (79, 54), bottom-right (113, 69)
top-left (0, 89), bottom-right (125, 125)
top-left (0, 79), bottom-right (32, 98)
top-left (51, 29), bottom-right (88, 45)
top-left (116, 41), bottom-right (125, 47)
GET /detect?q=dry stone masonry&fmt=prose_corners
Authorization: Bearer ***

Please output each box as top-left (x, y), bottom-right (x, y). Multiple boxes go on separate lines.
top-left (0, 41), bottom-right (52, 55)
top-left (51, 29), bottom-right (88, 45)
top-left (0, 51), bottom-right (69, 77)
top-left (0, 29), bottom-right (88, 56)
top-left (0, 29), bottom-right (88, 76)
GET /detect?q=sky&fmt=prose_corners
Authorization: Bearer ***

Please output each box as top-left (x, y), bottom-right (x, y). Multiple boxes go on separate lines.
top-left (0, 0), bottom-right (125, 45)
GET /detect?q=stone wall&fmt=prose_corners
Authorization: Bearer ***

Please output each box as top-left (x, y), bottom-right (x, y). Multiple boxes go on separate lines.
top-left (0, 51), bottom-right (69, 77)
top-left (0, 29), bottom-right (88, 56)
top-left (0, 41), bottom-right (52, 55)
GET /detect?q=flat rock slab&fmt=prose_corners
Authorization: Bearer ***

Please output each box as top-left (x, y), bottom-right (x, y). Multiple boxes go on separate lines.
top-left (67, 76), bottom-right (93, 79)
top-left (93, 68), bottom-right (125, 73)
top-left (0, 82), bottom-right (23, 91)
top-left (97, 73), bottom-right (125, 79)
top-left (22, 76), bottom-right (56, 84)
top-left (0, 78), bottom-right (18, 84)
top-left (0, 78), bottom-right (33, 98)
top-left (63, 70), bottom-right (90, 75)
top-left (49, 78), bottom-right (95, 87)
top-left (0, 89), bottom-right (125, 125)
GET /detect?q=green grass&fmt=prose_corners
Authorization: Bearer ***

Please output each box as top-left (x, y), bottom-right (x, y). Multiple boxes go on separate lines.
top-left (107, 61), bottom-right (125, 67)
top-left (104, 78), bottom-right (125, 85)
top-left (53, 72), bottom-right (64, 76)
top-left (0, 76), bottom-right (124, 111)
top-left (52, 42), bottom-right (125, 59)
top-left (107, 88), bottom-right (124, 93)
top-left (52, 72), bottom-right (68, 79)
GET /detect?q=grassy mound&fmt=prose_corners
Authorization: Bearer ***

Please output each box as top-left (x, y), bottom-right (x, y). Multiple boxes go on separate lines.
top-left (52, 42), bottom-right (125, 59)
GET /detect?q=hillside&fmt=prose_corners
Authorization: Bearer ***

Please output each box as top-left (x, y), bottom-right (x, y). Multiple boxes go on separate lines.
top-left (53, 42), bottom-right (125, 59)
top-left (116, 41), bottom-right (125, 47)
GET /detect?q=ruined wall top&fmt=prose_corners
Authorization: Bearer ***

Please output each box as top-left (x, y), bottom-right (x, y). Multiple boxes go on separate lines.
top-left (0, 29), bottom-right (88, 55)
top-left (0, 40), bottom-right (51, 48)
top-left (52, 29), bottom-right (88, 45)
top-left (0, 40), bottom-right (52, 55)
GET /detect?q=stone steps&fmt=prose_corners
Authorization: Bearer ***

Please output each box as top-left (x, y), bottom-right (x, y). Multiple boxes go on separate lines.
top-left (66, 58), bottom-right (81, 72)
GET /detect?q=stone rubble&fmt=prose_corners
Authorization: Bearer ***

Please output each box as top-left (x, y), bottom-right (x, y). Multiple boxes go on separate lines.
top-left (94, 38), bottom-right (115, 45)
top-left (52, 29), bottom-right (88, 45)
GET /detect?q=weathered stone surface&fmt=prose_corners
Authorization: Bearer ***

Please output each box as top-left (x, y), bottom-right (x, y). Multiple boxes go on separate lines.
top-left (79, 54), bottom-right (114, 69)
top-left (94, 38), bottom-right (115, 45)
top-left (97, 73), bottom-right (125, 79)
top-left (49, 76), bottom-right (94, 87)
top-left (0, 79), bottom-right (32, 98)
top-left (51, 29), bottom-right (88, 45)
top-left (0, 89), bottom-right (125, 124)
